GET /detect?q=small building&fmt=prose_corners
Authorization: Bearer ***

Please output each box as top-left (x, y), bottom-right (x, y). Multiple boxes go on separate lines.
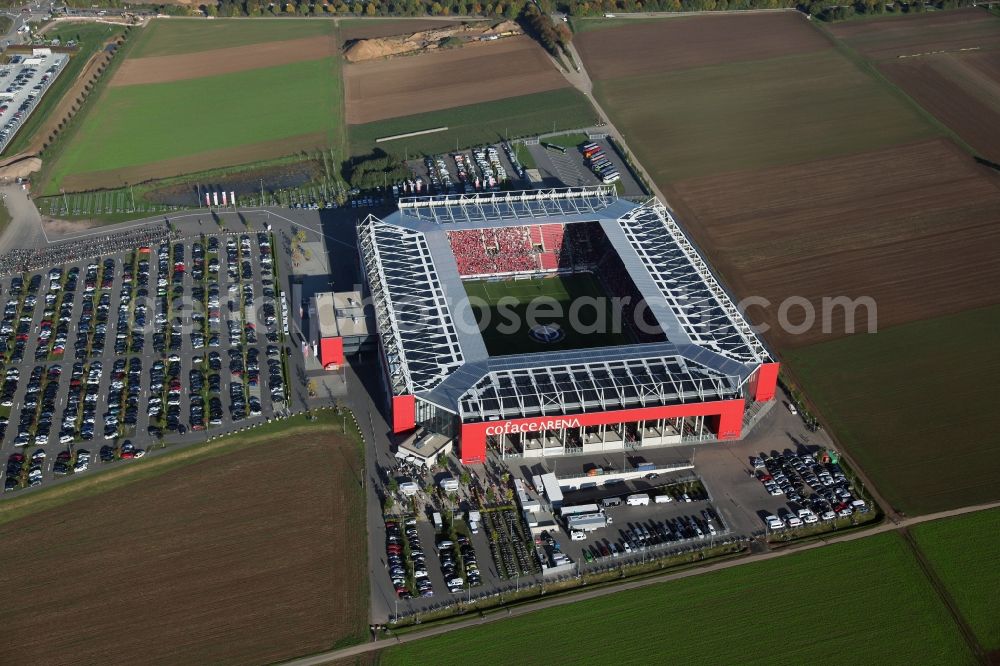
top-left (396, 430), bottom-right (453, 467)
top-left (308, 290), bottom-right (372, 370)
top-left (540, 473), bottom-right (563, 509)
top-left (32, 48), bottom-right (52, 57)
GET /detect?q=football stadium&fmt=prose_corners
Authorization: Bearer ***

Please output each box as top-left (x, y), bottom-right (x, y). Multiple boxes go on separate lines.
top-left (359, 187), bottom-right (780, 464)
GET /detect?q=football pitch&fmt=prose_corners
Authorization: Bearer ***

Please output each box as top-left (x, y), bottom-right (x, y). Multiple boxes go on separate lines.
top-left (463, 273), bottom-right (632, 356)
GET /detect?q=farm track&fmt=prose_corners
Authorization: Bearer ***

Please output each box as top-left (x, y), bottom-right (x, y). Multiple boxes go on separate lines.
top-left (286, 500), bottom-right (1000, 666)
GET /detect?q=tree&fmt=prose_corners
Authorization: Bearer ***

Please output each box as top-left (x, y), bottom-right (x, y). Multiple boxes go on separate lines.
top-left (460, 470), bottom-right (471, 486)
top-left (383, 495), bottom-right (395, 512)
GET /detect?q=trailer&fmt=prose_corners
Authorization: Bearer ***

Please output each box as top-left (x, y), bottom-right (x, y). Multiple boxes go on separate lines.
top-left (567, 511), bottom-right (610, 532)
top-left (559, 503), bottom-right (601, 517)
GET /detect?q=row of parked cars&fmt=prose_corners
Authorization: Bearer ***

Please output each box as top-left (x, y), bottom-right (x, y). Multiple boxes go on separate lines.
top-left (755, 452), bottom-right (869, 530)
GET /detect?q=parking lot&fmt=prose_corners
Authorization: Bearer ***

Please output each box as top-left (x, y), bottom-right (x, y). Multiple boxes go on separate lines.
top-left (1, 232), bottom-right (291, 493)
top-left (527, 137), bottom-right (646, 197)
top-left (404, 142), bottom-right (530, 197)
top-left (0, 51), bottom-right (68, 153)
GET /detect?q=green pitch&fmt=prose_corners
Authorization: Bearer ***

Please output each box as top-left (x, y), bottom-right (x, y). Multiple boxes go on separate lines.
top-left (463, 273), bottom-right (632, 356)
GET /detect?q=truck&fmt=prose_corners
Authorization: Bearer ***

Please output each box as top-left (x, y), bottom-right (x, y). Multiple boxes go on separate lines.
top-left (468, 510), bottom-right (481, 534)
top-left (626, 493), bottom-right (650, 506)
top-left (433, 512), bottom-right (443, 530)
top-left (439, 477), bottom-right (459, 492)
top-left (636, 462), bottom-right (656, 472)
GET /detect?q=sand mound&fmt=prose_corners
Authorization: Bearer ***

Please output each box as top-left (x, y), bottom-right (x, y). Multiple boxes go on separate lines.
top-left (344, 21), bottom-right (521, 63)
top-left (0, 155), bottom-right (42, 180)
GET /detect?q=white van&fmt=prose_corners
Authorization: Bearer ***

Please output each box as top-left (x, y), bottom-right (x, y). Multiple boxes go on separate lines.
top-left (654, 494), bottom-right (673, 504)
top-left (625, 493), bottom-right (649, 506)
top-left (570, 530), bottom-right (587, 541)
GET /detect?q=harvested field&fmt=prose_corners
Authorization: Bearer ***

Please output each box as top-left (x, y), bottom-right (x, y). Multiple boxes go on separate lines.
top-left (344, 37), bottom-right (567, 124)
top-left (112, 34), bottom-right (335, 86)
top-left (880, 51), bottom-right (1000, 162)
top-left (668, 139), bottom-right (1000, 349)
top-left (785, 305), bottom-right (1000, 516)
top-left (343, 20), bottom-right (520, 62)
top-left (130, 17), bottom-right (335, 57)
top-left (575, 12), bottom-right (829, 80)
top-left (829, 7), bottom-right (1000, 60)
top-left (0, 430), bottom-right (367, 665)
top-left (592, 50), bottom-right (937, 182)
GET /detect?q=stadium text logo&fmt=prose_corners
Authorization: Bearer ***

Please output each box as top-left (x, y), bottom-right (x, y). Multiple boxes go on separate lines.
top-left (484, 418), bottom-right (582, 436)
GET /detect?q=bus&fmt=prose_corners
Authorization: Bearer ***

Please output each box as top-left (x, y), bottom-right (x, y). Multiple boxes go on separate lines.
top-left (542, 142), bottom-right (567, 154)
top-left (601, 171), bottom-right (620, 184)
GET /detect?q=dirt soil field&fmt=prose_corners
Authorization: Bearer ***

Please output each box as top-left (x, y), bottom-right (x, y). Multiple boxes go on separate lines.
top-left (575, 12), bottom-right (829, 81)
top-left (829, 7), bottom-right (1000, 60)
top-left (667, 138), bottom-right (1000, 350)
top-left (60, 131), bottom-right (328, 191)
top-left (880, 51), bottom-right (1000, 162)
top-left (0, 432), bottom-right (366, 666)
top-left (112, 34), bottom-right (335, 86)
top-left (344, 36), bottom-right (567, 124)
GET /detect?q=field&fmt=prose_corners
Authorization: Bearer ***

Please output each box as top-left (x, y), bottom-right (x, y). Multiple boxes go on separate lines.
top-left (591, 49), bottom-right (937, 182)
top-left (575, 12), bottom-right (828, 79)
top-left (464, 273), bottom-right (630, 355)
top-left (575, 11), bottom-right (1000, 517)
top-left (911, 508), bottom-right (1000, 651)
top-left (378, 532), bottom-right (973, 664)
top-left (830, 9), bottom-right (1000, 163)
top-left (43, 19), bottom-right (343, 194)
top-left (343, 36), bottom-right (568, 124)
top-left (347, 88), bottom-right (599, 158)
top-left (668, 138), bottom-right (1000, 349)
top-left (0, 415), bottom-right (368, 665)
top-left (784, 305), bottom-right (1000, 516)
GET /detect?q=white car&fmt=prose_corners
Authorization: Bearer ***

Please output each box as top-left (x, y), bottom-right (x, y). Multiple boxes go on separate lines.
top-left (765, 515), bottom-right (783, 530)
top-left (798, 509), bottom-right (819, 524)
top-left (787, 402), bottom-right (798, 415)
top-left (570, 530), bottom-right (587, 541)
top-left (786, 516), bottom-right (803, 528)
top-left (73, 461), bottom-right (89, 472)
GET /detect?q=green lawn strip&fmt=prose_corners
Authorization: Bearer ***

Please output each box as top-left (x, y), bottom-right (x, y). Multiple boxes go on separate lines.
top-left (592, 49), bottom-right (939, 184)
top-left (348, 88), bottom-right (599, 158)
top-left (46, 56), bottom-right (341, 193)
top-left (783, 304), bottom-right (1000, 516)
top-left (0, 410), bottom-right (347, 527)
top-left (540, 132), bottom-right (591, 149)
top-left (0, 199), bottom-right (10, 241)
top-left (129, 17), bottom-right (335, 58)
top-left (910, 507), bottom-right (1000, 650)
top-left (4, 22), bottom-right (126, 156)
top-left (380, 532), bottom-right (973, 665)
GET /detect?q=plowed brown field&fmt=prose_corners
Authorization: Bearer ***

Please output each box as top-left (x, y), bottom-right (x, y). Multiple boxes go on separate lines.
top-left (575, 12), bottom-right (829, 81)
top-left (343, 36), bottom-right (567, 124)
top-left (829, 7), bottom-right (1000, 60)
top-left (112, 34), bottom-right (335, 86)
top-left (668, 139), bottom-right (1000, 350)
top-left (0, 432), bottom-right (366, 666)
top-left (880, 51), bottom-right (1000, 162)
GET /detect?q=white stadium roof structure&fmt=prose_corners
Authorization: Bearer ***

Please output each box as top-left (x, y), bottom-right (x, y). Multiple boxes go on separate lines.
top-left (358, 187), bottom-right (773, 422)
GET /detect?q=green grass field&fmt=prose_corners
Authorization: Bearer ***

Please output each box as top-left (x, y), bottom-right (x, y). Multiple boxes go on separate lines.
top-left (911, 508), bottom-right (1000, 650)
top-left (129, 18), bottom-right (335, 57)
top-left (784, 305), bottom-right (1000, 516)
top-left (45, 56), bottom-right (342, 194)
top-left (347, 89), bottom-right (599, 158)
top-left (464, 273), bottom-right (631, 355)
top-left (593, 50), bottom-right (938, 183)
top-left (380, 532), bottom-right (973, 665)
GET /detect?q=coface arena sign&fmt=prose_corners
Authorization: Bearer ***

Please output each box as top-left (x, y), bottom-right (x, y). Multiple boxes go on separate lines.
top-left (484, 418), bottom-right (582, 436)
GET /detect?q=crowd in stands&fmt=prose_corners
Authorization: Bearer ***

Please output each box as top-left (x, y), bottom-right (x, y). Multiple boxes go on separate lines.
top-left (448, 222), bottom-right (605, 277)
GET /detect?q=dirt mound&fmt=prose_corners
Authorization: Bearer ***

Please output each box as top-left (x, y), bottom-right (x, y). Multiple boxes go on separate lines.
top-left (344, 20), bottom-right (521, 63)
top-left (0, 155), bottom-right (42, 180)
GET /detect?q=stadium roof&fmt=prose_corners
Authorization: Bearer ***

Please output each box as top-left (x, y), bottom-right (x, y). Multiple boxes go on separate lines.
top-left (359, 187), bottom-right (772, 420)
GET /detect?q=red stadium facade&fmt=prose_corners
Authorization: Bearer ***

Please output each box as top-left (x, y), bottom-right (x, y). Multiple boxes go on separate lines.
top-left (361, 188), bottom-right (780, 466)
